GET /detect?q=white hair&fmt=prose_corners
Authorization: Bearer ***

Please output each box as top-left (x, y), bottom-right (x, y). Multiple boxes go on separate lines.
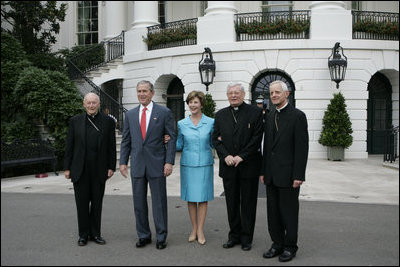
top-left (83, 92), bottom-right (100, 103)
top-left (227, 82), bottom-right (245, 93)
top-left (270, 80), bottom-right (289, 91)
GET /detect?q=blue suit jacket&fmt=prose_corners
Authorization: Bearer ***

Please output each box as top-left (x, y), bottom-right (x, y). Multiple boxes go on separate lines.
top-left (176, 115), bottom-right (214, 167)
top-left (119, 102), bottom-right (176, 178)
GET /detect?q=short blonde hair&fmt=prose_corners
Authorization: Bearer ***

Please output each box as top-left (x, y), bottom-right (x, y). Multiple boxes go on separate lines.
top-left (186, 91), bottom-right (206, 107)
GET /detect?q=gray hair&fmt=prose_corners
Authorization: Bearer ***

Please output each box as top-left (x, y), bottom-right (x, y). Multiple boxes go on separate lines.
top-left (137, 80), bottom-right (154, 91)
top-left (227, 82), bottom-right (245, 93)
top-left (270, 80), bottom-right (289, 91)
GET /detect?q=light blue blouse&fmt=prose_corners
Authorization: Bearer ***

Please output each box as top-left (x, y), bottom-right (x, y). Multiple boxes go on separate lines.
top-left (176, 114), bottom-right (214, 167)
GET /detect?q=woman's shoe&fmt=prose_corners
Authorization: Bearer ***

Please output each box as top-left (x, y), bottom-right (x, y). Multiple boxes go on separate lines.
top-left (197, 238), bottom-right (206, 245)
top-left (188, 233), bottom-right (197, 242)
top-left (197, 233), bottom-right (206, 245)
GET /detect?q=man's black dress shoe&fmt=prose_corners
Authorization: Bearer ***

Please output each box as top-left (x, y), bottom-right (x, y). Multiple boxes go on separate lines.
top-left (156, 240), bottom-right (167, 249)
top-left (241, 243), bottom-right (252, 251)
top-left (91, 236), bottom-right (106, 245)
top-left (78, 237), bottom-right (88, 246)
top-left (263, 247), bottom-right (283, 258)
top-left (278, 250), bottom-right (296, 262)
top-left (136, 238), bottom-right (152, 248)
top-left (222, 240), bottom-right (240, 249)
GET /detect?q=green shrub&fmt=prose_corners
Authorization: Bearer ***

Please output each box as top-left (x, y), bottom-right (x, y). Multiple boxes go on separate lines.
top-left (27, 53), bottom-right (66, 73)
top-left (319, 92), bottom-right (353, 148)
top-left (1, 118), bottom-right (38, 143)
top-left (1, 32), bottom-right (27, 62)
top-left (60, 44), bottom-right (105, 73)
top-left (203, 93), bottom-right (216, 118)
top-left (13, 66), bottom-right (84, 159)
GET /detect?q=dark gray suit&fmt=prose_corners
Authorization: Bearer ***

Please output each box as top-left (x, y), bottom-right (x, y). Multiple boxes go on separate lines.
top-left (120, 102), bottom-right (176, 242)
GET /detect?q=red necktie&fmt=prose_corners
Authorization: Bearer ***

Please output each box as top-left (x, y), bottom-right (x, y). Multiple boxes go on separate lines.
top-left (141, 107), bottom-right (147, 140)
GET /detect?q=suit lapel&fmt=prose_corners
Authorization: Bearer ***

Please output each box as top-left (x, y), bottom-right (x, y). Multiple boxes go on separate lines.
top-left (97, 114), bottom-right (105, 149)
top-left (272, 104), bottom-right (293, 148)
top-left (145, 103), bottom-right (159, 142)
top-left (131, 107), bottom-right (142, 141)
top-left (78, 114), bottom-right (86, 147)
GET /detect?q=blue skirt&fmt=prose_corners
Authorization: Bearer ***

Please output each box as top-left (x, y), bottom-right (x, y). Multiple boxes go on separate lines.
top-left (180, 165), bottom-right (214, 202)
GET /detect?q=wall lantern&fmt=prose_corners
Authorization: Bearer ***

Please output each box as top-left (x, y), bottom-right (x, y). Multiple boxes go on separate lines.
top-left (328, 42), bottom-right (348, 89)
top-left (198, 47), bottom-right (216, 91)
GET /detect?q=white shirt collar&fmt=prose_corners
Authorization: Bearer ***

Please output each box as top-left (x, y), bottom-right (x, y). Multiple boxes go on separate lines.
top-left (140, 101), bottom-right (153, 112)
top-left (276, 102), bottom-right (288, 113)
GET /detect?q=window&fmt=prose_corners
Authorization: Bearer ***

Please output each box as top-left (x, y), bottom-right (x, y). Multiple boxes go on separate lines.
top-left (261, 1), bottom-right (293, 12)
top-left (77, 1), bottom-right (98, 45)
top-left (251, 71), bottom-right (295, 112)
top-left (159, 1), bottom-right (166, 24)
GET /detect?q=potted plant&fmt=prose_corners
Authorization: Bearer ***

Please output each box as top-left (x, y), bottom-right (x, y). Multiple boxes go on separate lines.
top-left (319, 92), bottom-right (353, 161)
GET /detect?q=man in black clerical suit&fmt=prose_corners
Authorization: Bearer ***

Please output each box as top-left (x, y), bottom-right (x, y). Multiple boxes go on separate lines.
top-left (212, 82), bottom-right (264, 251)
top-left (260, 81), bottom-right (309, 262)
top-left (64, 92), bottom-right (116, 246)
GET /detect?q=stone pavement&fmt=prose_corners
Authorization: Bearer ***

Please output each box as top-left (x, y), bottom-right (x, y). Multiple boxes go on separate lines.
top-left (1, 154), bottom-right (398, 205)
top-left (1, 154), bottom-right (399, 266)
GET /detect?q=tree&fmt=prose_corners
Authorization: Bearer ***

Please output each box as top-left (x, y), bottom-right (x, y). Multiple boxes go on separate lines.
top-left (203, 93), bottom-right (216, 118)
top-left (1, 1), bottom-right (67, 54)
top-left (319, 92), bottom-right (353, 148)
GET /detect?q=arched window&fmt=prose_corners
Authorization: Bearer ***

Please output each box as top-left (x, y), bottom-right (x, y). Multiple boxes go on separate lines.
top-left (251, 70), bottom-right (295, 112)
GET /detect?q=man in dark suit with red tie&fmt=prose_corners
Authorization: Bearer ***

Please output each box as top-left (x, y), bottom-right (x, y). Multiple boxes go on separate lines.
top-left (119, 80), bottom-right (176, 250)
top-left (260, 80), bottom-right (309, 262)
top-left (64, 92), bottom-right (116, 246)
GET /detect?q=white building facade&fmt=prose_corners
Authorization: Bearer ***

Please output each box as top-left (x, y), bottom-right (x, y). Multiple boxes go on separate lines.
top-left (54, 1), bottom-right (399, 159)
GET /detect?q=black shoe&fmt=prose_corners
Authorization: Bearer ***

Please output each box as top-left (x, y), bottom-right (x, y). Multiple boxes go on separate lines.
top-left (136, 238), bottom-right (152, 248)
top-left (92, 236), bottom-right (106, 245)
top-left (222, 240), bottom-right (240, 249)
top-left (278, 250), bottom-right (296, 262)
top-left (263, 247), bottom-right (283, 258)
top-left (78, 237), bottom-right (88, 246)
top-left (241, 243), bottom-right (252, 251)
top-left (156, 240), bottom-right (167, 249)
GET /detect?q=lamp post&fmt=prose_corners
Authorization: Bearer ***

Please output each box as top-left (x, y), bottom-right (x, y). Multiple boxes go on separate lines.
top-left (199, 47), bottom-right (216, 91)
top-left (328, 42), bottom-right (348, 89)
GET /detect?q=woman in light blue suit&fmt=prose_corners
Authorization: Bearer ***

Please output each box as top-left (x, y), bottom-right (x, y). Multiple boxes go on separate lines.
top-left (176, 91), bottom-right (214, 245)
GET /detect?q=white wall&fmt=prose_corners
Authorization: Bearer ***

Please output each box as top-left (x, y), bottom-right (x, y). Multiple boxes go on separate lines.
top-left (120, 39), bottom-right (398, 159)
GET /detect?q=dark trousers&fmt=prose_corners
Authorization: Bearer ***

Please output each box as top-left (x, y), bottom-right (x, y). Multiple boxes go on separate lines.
top-left (222, 174), bottom-right (259, 245)
top-left (266, 183), bottom-right (300, 252)
top-left (73, 159), bottom-right (105, 238)
top-left (131, 174), bottom-right (168, 242)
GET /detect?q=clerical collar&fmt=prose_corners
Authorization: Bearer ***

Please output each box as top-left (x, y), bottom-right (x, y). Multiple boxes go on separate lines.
top-left (276, 102), bottom-right (289, 113)
top-left (87, 112), bottom-right (99, 119)
top-left (231, 102), bottom-right (244, 111)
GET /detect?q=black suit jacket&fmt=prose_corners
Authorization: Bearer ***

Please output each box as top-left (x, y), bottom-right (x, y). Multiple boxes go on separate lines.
top-left (261, 103), bottom-right (309, 187)
top-left (64, 113), bottom-right (116, 183)
top-left (212, 102), bottom-right (264, 178)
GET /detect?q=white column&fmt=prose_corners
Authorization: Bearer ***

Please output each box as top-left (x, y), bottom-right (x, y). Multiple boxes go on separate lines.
top-left (309, 1), bottom-right (352, 40)
top-left (205, 1), bottom-right (237, 16)
top-left (104, 1), bottom-right (126, 40)
top-left (197, 1), bottom-right (237, 45)
top-left (131, 1), bottom-right (158, 29)
top-left (125, 1), bottom-right (158, 55)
